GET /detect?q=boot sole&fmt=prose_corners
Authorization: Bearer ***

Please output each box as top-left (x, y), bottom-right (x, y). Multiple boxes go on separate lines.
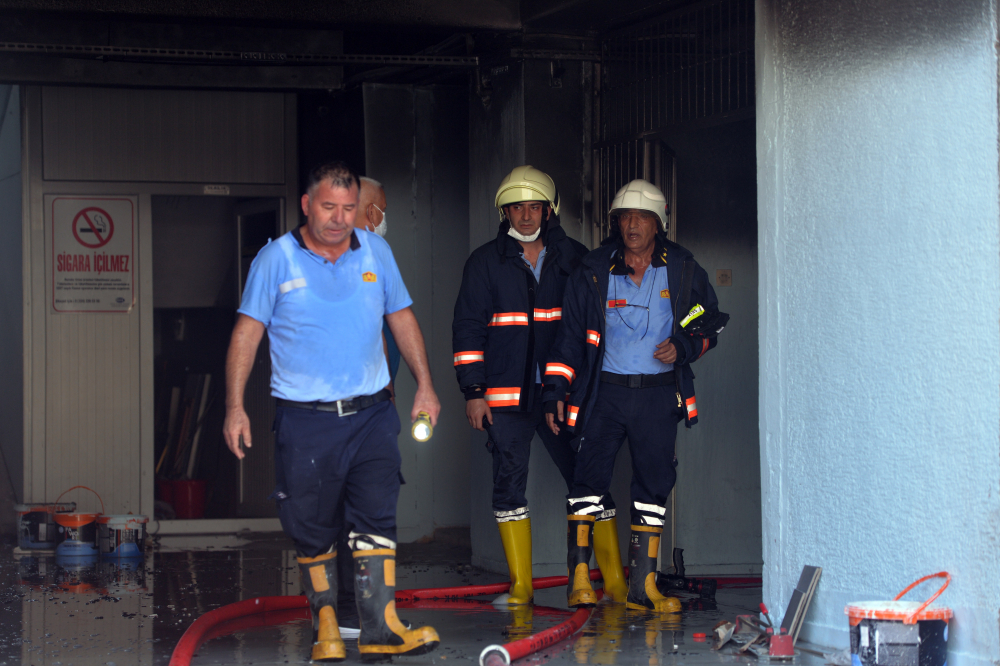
top-left (311, 640), bottom-right (347, 662)
top-left (625, 599), bottom-right (681, 613)
top-left (359, 639), bottom-right (440, 658)
top-left (568, 590), bottom-right (598, 607)
top-left (359, 627), bottom-right (440, 657)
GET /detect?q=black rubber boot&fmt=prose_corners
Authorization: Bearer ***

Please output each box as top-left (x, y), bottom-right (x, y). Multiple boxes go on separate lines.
top-left (298, 552), bottom-right (346, 661)
top-left (566, 514), bottom-right (597, 607)
top-left (354, 548), bottom-right (440, 658)
top-left (625, 527), bottom-right (680, 613)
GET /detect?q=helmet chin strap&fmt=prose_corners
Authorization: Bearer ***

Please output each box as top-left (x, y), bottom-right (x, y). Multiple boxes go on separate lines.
top-left (507, 226), bottom-right (541, 242)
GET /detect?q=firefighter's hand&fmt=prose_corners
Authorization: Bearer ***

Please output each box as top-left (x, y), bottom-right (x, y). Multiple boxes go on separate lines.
top-left (467, 399), bottom-right (492, 431)
top-left (545, 400), bottom-right (565, 435)
top-left (654, 339), bottom-right (678, 364)
top-left (223, 407), bottom-right (252, 460)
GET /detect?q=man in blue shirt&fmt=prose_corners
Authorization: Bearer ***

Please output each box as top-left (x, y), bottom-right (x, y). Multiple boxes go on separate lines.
top-left (542, 179), bottom-right (725, 612)
top-left (223, 162), bottom-right (441, 661)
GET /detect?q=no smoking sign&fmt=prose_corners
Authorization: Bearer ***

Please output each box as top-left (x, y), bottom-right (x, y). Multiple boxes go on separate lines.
top-left (72, 207), bottom-right (115, 249)
top-left (49, 196), bottom-right (135, 313)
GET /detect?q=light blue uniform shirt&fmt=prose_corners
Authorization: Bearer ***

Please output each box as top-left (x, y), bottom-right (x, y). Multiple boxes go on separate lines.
top-left (602, 265), bottom-right (675, 375)
top-left (520, 246), bottom-right (547, 383)
top-left (238, 228), bottom-right (412, 402)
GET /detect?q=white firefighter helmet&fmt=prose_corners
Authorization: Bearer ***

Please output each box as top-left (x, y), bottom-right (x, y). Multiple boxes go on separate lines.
top-left (495, 165), bottom-right (560, 219)
top-left (609, 179), bottom-right (668, 232)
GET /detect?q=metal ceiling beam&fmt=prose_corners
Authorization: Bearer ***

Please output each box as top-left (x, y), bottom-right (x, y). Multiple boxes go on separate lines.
top-left (0, 42), bottom-right (478, 67)
top-left (0, 0), bottom-right (521, 30)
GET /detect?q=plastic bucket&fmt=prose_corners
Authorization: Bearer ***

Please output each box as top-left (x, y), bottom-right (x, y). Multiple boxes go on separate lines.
top-left (15, 503), bottom-right (76, 549)
top-left (846, 572), bottom-right (952, 666)
top-left (157, 478), bottom-right (175, 504)
top-left (97, 514), bottom-right (148, 558)
top-left (54, 512), bottom-right (100, 557)
top-left (172, 480), bottom-right (207, 519)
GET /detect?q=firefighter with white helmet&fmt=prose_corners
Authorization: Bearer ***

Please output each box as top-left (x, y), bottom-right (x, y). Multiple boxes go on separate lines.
top-left (452, 165), bottom-right (625, 607)
top-left (543, 178), bottom-right (728, 611)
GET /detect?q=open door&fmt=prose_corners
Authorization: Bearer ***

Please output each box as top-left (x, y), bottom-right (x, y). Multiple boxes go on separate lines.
top-left (235, 198), bottom-right (283, 518)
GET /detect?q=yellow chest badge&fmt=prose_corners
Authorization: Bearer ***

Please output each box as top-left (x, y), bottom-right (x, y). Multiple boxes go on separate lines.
top-left (660, 289), bottom-right (670, 298)
top-left (362, 271), bottom-right (377, 282)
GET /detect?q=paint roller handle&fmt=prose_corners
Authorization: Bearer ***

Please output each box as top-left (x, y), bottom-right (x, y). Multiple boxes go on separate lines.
top-left (893, 571), bottom-right (950, 625)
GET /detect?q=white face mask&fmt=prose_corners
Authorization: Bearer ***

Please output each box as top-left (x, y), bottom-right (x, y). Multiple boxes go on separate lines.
top-left (508, 226), bottom-right (541, 242)
top-left (371, 203), bottom-right (388, 238)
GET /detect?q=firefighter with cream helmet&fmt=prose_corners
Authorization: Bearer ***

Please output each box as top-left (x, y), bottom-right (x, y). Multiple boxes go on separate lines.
top-left (543, 178), bottom-right (728, 611)
top-left (452, 165), bottom-right (625, 606)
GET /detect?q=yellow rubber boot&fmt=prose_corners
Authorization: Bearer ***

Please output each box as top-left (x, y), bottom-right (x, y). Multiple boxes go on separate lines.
top-left (593, 517), bottom-right (629, 603)
top-left (566, 514), bottom-right (598, 607)
top-left (625, 526), bottom-right (681, 614)
top-left (297, 553), bottom-right (346, 662)
top-left (354, 548), bottom-right (440, 657)
top-left (497, 518), bottom-right (534, 604)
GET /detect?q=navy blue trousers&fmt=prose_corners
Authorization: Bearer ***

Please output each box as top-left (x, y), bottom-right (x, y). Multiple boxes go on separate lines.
top-left (569, 383), bottom-right (684, 525)
top-left (273, 400), bottom-right (401, 558)
top-left (488, 385), bottom-right (593, 516)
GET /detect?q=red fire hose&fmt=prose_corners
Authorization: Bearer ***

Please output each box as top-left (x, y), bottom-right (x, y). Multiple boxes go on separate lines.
top-left (478, 590), bottom-right (604, 666)
top-left (168, 569), bottom-right (606, 666)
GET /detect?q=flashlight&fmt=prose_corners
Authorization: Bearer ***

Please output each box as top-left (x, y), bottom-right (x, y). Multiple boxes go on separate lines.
top-left (411, 412), bottom-right (433, 442)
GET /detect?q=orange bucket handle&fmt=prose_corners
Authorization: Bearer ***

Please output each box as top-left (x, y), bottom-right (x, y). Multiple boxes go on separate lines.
top-left (54, 485), bottom-right (105, 515)
top-left (893, 571), bottom-right (950, 624)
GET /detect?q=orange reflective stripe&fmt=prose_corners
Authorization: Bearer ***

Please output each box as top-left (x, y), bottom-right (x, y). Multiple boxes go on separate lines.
top-left (685, 396), bottom-right (698, 419)
top-left (586, 330), bottom-right (601, 347)
top-left (453, 351), bottom-right (485, 366)
top-left (544, 363), bottom-right (575, 383)
top-left (488, 312), bottom-right (529, 326)
top-left (700, 338), bottom-right (710, 356)
top-left (533, 308), bottom-right (562, 321)
top-left (567, 405), bottom-right (580, 426)
top-left (485, 387), bottom-right (521, 407)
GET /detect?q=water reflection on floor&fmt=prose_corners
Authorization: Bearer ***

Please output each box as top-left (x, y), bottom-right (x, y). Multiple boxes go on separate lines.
top-left (0, 534), bottom-right (822, 666)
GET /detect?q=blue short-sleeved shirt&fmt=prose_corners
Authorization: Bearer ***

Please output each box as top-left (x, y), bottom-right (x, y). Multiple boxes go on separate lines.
top-left (238, 227), bottom-right (412, 402)
top-left (602, 265), bottom-right (674, 375)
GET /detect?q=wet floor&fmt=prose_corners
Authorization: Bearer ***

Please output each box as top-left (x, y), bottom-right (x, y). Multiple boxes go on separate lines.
top-left (0, 533), bottom-right (826, 666)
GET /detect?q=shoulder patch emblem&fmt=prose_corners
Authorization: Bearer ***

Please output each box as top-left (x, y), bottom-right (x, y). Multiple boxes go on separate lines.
top-left (660, 289), bottom-right (670, 298)
top-left (362, 271), bottom-right (377, 282)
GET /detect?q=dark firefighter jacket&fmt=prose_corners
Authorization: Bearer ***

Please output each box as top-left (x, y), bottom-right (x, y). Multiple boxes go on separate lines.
top-left (452, 219), bottom-right (588, 411)
top-left (541, 238), bottom-right (720, 433)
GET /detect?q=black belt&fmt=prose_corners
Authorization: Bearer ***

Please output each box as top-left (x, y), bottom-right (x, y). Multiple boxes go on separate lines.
top-left (277, 389), bottom-right (392, 417)
top-left (600, 371), bottom-right (675, 389)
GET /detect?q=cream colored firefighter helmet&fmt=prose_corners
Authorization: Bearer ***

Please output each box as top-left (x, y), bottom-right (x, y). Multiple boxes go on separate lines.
top-left (495, 165), bottom-right (560, 219)
top-left (609, 179), bottom-right (668, 231)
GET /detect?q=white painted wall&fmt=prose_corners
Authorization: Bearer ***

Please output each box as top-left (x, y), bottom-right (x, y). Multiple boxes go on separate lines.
top-left (756, 0), bottom-right (1000, 660)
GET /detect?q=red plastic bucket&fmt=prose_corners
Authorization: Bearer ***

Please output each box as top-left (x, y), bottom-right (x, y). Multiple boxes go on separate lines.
top-left (172, 480), bottom-right (207, 519)
top-left (157, 479), bottom-right (175, 504)
top-left (845, 572), bottom-right (952, 666)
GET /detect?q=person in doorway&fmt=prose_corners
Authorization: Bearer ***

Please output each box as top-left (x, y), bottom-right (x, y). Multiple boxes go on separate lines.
top-left (223, 161), bottom-right (441, 661)
top-left (544, 179), bottom-right (727, 611)
top-left (452, 165), bottom-right (628, 606)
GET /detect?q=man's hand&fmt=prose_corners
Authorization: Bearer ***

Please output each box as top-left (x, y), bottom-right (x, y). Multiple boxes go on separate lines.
top-left (413, 384), bottom-right (441, 426)
top-left (224, 314), bottom-right (265, 461)
top-left (466, 398), bottom-right (492, 431)
top-left (223, 407), bottom-right (252, 460)
top-left (654, 339), bottom-right (678, 364)
top-left (545, 400), bottom-right (565, 435)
